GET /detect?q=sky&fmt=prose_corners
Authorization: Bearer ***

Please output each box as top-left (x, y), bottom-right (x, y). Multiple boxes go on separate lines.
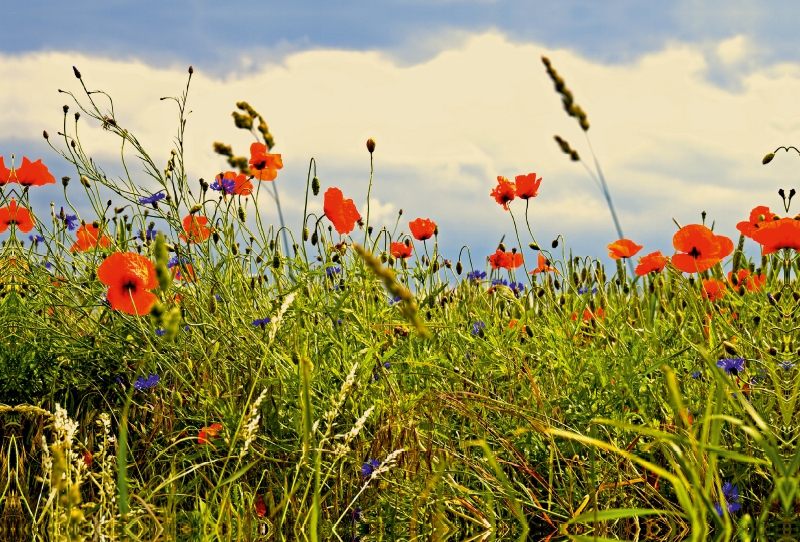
top-left (5, 1), bottom-right (800, 272)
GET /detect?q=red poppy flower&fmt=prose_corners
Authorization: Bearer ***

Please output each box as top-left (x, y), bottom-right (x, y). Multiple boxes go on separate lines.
top-left (514, 172), bottom-right (542, 199)
top-left (606, 238), bottom-right (643, 260)
top-left (727, 269), bottom-right (765, 292)
top-left (490, 176), bottom-right (516, 210)
top-left (571, 307), bottom-right (605, 321)
top-left (408, 218), bottom-right (436, 241)
top-left (82, 450), bottom-right (93, 467)
top-left (179, 215), bottom-right (212, 243)
top-left (248, 142), bottom-right (283, 181)
top-left (488, 249), bottom-right (523, 270)
top-left (323, 187), bottom-right (361, 235)
top-left (255, 496), bottom-right (267, 517)
top-left (701, 278), bottom-right (726, 301)
top-left (390, 241), bottom-right (413, 259)
top-left (97, 252), bottom-right (158, 315)
top-left (671, 224), bottom-right (732, 273)
top-left (198, 423), bottom-right (223, 444)
top-left (216, 171), bottom-right (254, 196)
top-left (736, 205), bottom-right (779, 239)
top-left (751, 217), bottom-right (800, 255)
top-left (0, 198), bottom-right (35, 233)
top-left (529, 253), bottom-right (558, 274)
top-left (635, 251), bottom-right (667, 276)
top-left (70, 223), bottom-right (112, 252)
top-left (11, 157), bottom-right (56, 187)
top-left (0, 157), bottom-right (10, 185)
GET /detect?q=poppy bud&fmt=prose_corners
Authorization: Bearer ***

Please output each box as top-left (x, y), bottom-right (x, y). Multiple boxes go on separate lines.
top-left (738, 285), bottom-right (745, 296)
top-left (189, 204), bottom-right (202, 215)
top-left (529, 243), bottom-right (539, 251)
top-left (238, 206), bottom-right (246, 222)
top-left (368, 226), bottom-right (373, 236)
top-left (71, 139), bottom-right (76, 148)
top-left (762, 152), bottom-right (775, 164)
top-left (73, 66), bottom-right (81, 79)
top-left (311, 231), bottom-right (318, 246)
top-left (332, 254), bottom-right (340, 263)
top-left (434, 226), bottom-right (439, 236)
top-left (498, 242), bottom-right (506, 252)
top-left (366, 138), bottom-right (376, 153)
top-left (311, 176), bottom-right (320, 196)
top-left (63, 105), bottom-right (69, 114)
top-left (250, 277), bottom-right (256, 290)
top-left (80, 176), bottom-right (90, 187)
top-left (768, 346), bottom-right (778, 356)
top-left (213, 231), bottom-right (220, 244)
top-left (723, 341), bottom-right (738, 355)
top-left (61, 176), bottom-right (70, 187)
top-left (398, 209), bottom-right (403, 216)
top-left (208, 294), bottom-right (218, 314)
top-left (200, 178), bottom-right (208, 193)
top-left (380, 251), bottom-right (388, 263)
top-left (753, 315), bottom-right (760, 325)
top-left (730, 273), bottom-right (738, 285)
top-left (75, 112), bottom-right (80, 121)
top-left (456, 261), bottom-right (463, 275)
top-left (188, 65), bottom-right (194, 74)
top-left (272, 255), bottom-right (281, 269)
top-left (43, 130), bottom-right (49, 139)
top-left (388, 255), bottom-right (396, 266)
top-left (302, 227), bottom-right (310, 241)
top-left (551, 239), bottom-right (559, 249)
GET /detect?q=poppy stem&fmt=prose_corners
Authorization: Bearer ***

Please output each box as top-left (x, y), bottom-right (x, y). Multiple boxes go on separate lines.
top-left (364, 152), bottom-right (374, 250)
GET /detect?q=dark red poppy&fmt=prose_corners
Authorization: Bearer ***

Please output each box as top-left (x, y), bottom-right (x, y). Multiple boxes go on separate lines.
top-left (198, 423), bottom-right (223, 444)
top-left (390, 241), bottom-right (413, 259)
top-left (490, 176), bottom-right (516, 210)
top-left (607, 238), bottom-right (643, 260)
top-left (489, 249), bottom-right (523, 270)
top-left (529, 253), bottom-right (558, 274)
top-left (635, 251), bottom-right (667, 276)
top-left (514, 172), bottom-right (542, 199)
top-left (671, 224), bottom-right (732, 273)
top-left (736, 205), bottom-right (779, 239)
top-left (408, 218), bottom-right (436, 241)
top-left (727, 269), bottom-right (765, 292)
top-left (751, 217), bottom-right (800, 255)
top-left (97, 252), bottom-right (158, 315)
top-left (0, 198), bottom-right (35, 233)
top-left (82, 450), bottom-right (93, 467)
top-left (11, 157), bottom-right (56, 187)
top-left (179, 215), bottom-right (212, 243)
top-left (701, 278), bottom-right (726, 301)
top-left (248, 142), bottom-right (283, 181)
top-left (0, 157), bottom-right (10, 185)
top-left (70, 224), bottom-right (112, 252)
top-left (255, 496), bottom-right (267, 517)
top-left (323, 187), bottom-right (361, 235)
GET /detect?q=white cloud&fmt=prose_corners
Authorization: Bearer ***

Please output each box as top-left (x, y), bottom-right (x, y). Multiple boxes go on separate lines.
top-left (2, 33), bottom-right (799, 263)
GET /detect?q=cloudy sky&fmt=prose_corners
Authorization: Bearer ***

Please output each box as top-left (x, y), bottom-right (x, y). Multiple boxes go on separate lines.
top-left (4, 1), bottom-right (800, 270)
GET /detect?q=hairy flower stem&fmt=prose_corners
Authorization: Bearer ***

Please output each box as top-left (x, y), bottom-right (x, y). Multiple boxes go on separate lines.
top-left (364, 152), bottom-right (374, 250)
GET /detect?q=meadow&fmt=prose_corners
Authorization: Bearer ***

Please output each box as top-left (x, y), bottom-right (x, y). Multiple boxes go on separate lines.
top-left (0, 60), bottom-right (798, 542)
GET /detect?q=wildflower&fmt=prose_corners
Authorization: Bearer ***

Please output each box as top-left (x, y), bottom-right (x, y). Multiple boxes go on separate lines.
top-left (0, 157), bottom-right (10, 184)
top-left (690, 371), bottom-right (702, 379)
top-left (155, 329), bottom-right (166, 337)
top-left (390, 241), bottom-right (413, 259)
top-left (198, 423), bottom-right (223, 445)
top-left (572, 307), bottom-right (606, 321)
top-left (490, 176), bottom-right (516, 210)
top-left (9, 156), bottom-right (56, 186)
top-left (70, 223), bottom-right (112, 252)
top-left (255, 496), bottom-right (267, 517)
top-left (607, 238), bottom-right (643, 260)
top-left (529, 253), bottom-right (558, 274)
top-left (82, 450), bottom-right (93, 467)
top-left (351, 507), bottom-right (362, 523)
top-left (672, 224), bottom-right (733, 273)
top-left (137, 229), bottom-right (157, 241)
top-left (252, 317), bottom-right (271, 327)
top-left (210, 174), bottom-right (236, 195)
top-left (248, 142), bottom-right (283, 181)
top-left (750, 217), bottom-right (800, 255)
top-left (167, 256), bottom-right (194, 281)
top-left (97, 252), bottom-right (158, 315)
top-left (466, 270), bottom-right (487, 281)
top-left (714, 482), bottom-right (741, 516)
top-left (0, 198), bottom-right (35, 233)
top-left (29, 235), bottom-right (44, 243)
top-left (509, 282), bottom-right (525, 297)
top-left (323, 187), bottom-right (361, 235)
top-left (491, 278), bottom-right (509, 287)
top-left (471, 321), bottom-right (486, 335)
top-left (727, 269), bottom-right (765, 292)
top-left (134, 373), bottom-right (160, 390)
top-left (212, 171), bottom-right (253, 196)
top-left (635, 251), bottom-right (668, 276)
top-left (179, 214), bottom-right (212, 243)
top-left (388, 296), bottom-right (402, 305)
top-left (701, 278), bottom-right (726, 301)
top-left (736, 205), bottom-right (778, 239)
top-left (488, 249), bottom-right (523, 270)
top-left (62, 213), bottom-right (79, 231)
top-left (139, 191), bottom-right (166, 206)
top-left (514, 172), bottom-right (542, 199)
top-left (408, 218), bottom-right (436, 241)
top-left (717, 358), bottom-right (744, 375)
top-left (779, 360), bottom-right (795, 370)
top-left (361, 459), bottom-right (381, 477)
top-left (577, 286), bottom-right (597, 295)
top-left (326, 266), bottom-right (342, 277)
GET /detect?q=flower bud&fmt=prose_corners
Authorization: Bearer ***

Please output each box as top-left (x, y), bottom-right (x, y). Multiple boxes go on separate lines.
top-left (366, 138), bottom-right (376, 153)
top-left (551, 239), bottom-right (559, 249)
top-left (311, 231), bottom-right (318, 246)
top-left (189, 204), bottom-right (202, 215)
top-left (75, 112), bottom-right (80, 121)
top-left (529, 242), bottom-right (539, 250)
top-left (43, 130), bottom-right (49, 139)
top-left (311, 176), bottom-right (320, 196)
top-left (63, 105), bottom-right (69, 114)
top-left (188, 65), bottom-right (194, 74)
top-left (272, 255), bottom-right (281, 269)
top-left (380, 251), bottom-right (388, 263)
top-left (303, 227), bottom-right (309, 241)
top-left (498, 242), bottom-right (506, 252)
top-left (762, 152), bottom-right (775, 165)
top-left (61, 176), bottom-right (70, 187)
top-left (73, 66), bottom-right (81, 79)
top-left (456, 261), bottom-right (463, 275)
top-left (238, 206), bottom-right (246, 222)
top-left (80, 176), bottom-right (90, 187)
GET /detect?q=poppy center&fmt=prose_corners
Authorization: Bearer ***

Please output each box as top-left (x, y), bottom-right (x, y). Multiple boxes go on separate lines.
top-left (123, 281), bottom-right (138, 293)
top-left (689, 246), bottom-right (701, 258)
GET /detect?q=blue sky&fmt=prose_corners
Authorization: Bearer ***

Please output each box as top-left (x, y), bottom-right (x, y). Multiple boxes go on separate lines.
top-left (4, 1), bottom-right (800, 271)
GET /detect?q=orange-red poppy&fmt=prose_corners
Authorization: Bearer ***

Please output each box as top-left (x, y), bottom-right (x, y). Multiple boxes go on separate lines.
top-left (408, 218), bottom-right (436, 241)
top-left (323, 187), bottom-right (361, 235)
top-left (736, 205), bottom-right (779, 239)
top-left (255, 496), bottom-right (267, 517)
top-left (0, 157), bottom-right (10, 185)
top-left (635, 251), bottom-right (667, 276)
top-left (671, 224), bottom-right (732, 273)
top-left (514, 172), bottom-right (542, 199)
top-left (607, 238), bottom-right (643, 260)
top-left (488, 249), bottom-right (523, 270)
top-left (391, 241), bottom-right (413, 259)
top-left (70, 223), bottom-right (112, 252)
top-left (248, 142), bottom-right (283, 181)
top-left (750, 217), bottom-right (800, 255)
top-left (0, 198), bottom-right (35, 233)
top-left (727, 269), bottom-right (765, 292)
top-left (490, 176), bottom-right (516, 210)
top-left (179, 215), bottom-right (212, 243)
top-left (572, 307), bottom-right (605, 322)
top-left (198, 423), bottom-right (223, 444)
top-left (172, 264), bottom-right (196, 282)
top-left (701, 278), bottom-right (726, 301)
top-left (215, 171), bottom-right (253, 196)
top-left (11, 157), bottom-right (56, 187)
top-left (97, 252), bottom-right (158, 315)
top-left (529, 253), bottom-right (558, 274)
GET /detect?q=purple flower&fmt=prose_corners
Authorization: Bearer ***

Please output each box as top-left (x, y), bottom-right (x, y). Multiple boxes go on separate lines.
top-left (578, 286), bottom-right (597, 295)
top-left (134, 374), bottom-right (160, 391)
top-left (139, 191), bottom-right (166, 205)
top-left (252, 317), bottom-right (271, 327)
top-left (471, 321), bottom-right (486, 335)
top-left (491, 278), bottom-right (508, 287)
top-left (690, 371), bottom-right (702, 379)
top-left (29, 235), bottom-right (44, 243)
top-left (210, 176), bottom-right (235, 194)
top-left (351, 507), bottom-right (362, 523)
top-left (137, 229), bottom-right (157, 241)
top-left (389, 296), bottom-right (402, 305)
top-left (714, 482), bottom-right (741, 516)
top-left (63, 214), bottom-right (79, 231)
top-left (167, 256), bottom-right (191, 269)
top-left (326, 266), bottom-right (342, 277)
top-left (155, 328), bottom-right (166, 337)
top-left (717, 358), bottom-right (744, 375)
top-left (467, 270), bottom-right (487, 281)
top-left (360, 459), bottom-right (381, 477)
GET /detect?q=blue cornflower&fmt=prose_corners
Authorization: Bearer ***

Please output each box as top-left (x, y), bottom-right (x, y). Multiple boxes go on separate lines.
top-left (184, 325), bottom-right (190, 331)
top-left (491, 278), bottom-right (509, 287)
top-left (779, 360), bottom-right (795, 371)
top-left (351, 507), bottom-right (362, 524)
top-left (714, 482), bottom-right (741, 516)
top-left (389, 296), bottom-right (402, 305)
top-left (210, 176), bottom-right (235, 194)
top-left (29, 235), bottom-right (44, 243)
top-left (509, 282), bottom-right (525, 297)
top-left (360, 459), bottom-right (381, 477)
top-left (137, 229), bottom-right (157, 241)
top-left (166, 256), bottom-right (191, 269)
top-left (326, 266), bottom-right (342, 277)
top-left (471, 321), bottom-right (486, 335)
top-left (690, 371), bottom-right (702, 379)
top-left (578, 286), bottom-right (598, 295)
top-left (467, 270), bottom-right (487, 281)
top-left (139, 191), bottom-right (166, 205)
top-left (334, 318), bottom-right (343, 326)
top-left (155, 329), bottom-right (166, 337)
top-left (383, 362), bottom-right (391, 369)
top-left (133, 374), bottom-right (160, 391)
top-left (717, 358), bottom-right (744, 375)
top-left (43, 261), bottom-right (52, 270)
top-left (63, 214), bottom-right (79, 231)
top-left (252, 317), bottom-right (271, 327)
